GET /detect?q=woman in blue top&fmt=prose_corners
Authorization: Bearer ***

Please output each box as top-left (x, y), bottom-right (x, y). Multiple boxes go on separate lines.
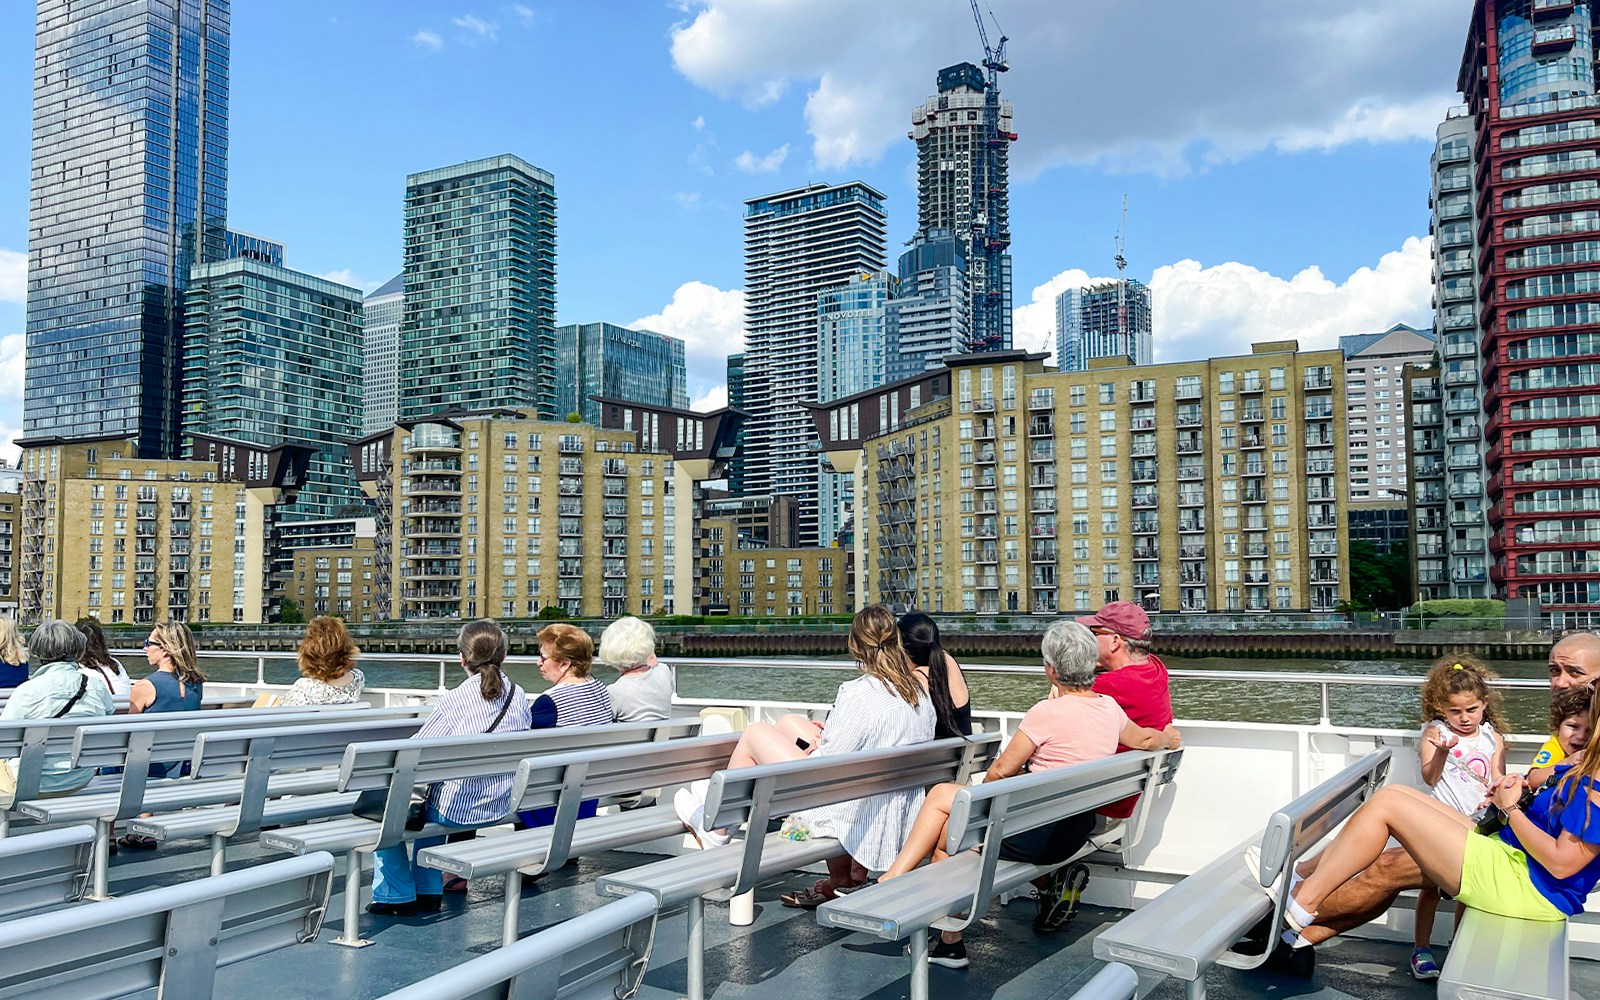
top-left (516, 623), bottom-right (614, 834)
top-left (119, 620), bottom-right (205, 849)
top-left (0, 617), bottom-right (29, 688)
top-left (1278, 693), bottom-right (1600, 936)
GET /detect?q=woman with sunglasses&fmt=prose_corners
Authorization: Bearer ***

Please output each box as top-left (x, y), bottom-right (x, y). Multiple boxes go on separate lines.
top-left (120, 620), bottom-right (205, 850)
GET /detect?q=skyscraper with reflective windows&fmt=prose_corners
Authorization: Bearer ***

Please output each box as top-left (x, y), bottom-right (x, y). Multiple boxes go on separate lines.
top-left (182, 259), bottom-right (365, 520)
top-left (743, 183), bottom-right (888, 545)
top-left (554, 322), bottom-right (689, 424)
top-left (25, 0), bottom-right (230, 457)
top-left (399, 155), bottom-right (557, 420)
top-left (1055, 279), bottom-right (1154, 372)
top-left (816, 271), bottom-right (896, 546)
top-left (362, 274), bottom-right (403, 436)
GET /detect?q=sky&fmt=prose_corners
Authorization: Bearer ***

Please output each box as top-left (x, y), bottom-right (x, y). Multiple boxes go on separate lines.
top-left (0, 0), bottom-right (1475, 453)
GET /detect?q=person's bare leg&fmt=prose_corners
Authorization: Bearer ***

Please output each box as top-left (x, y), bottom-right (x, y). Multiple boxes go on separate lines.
top-left (728, 722), bottom-right (809, 769)
top-left (774, 714), bottom-right (823, 748)
top-left (1413, 885), bottom-right (1440, 949)
top-left (1294, 787), bottom-right (1470, 915)
top-left (880, 783), bottom-right (961, 880)
top-left (1299, 847), bottom-right (1424, 944)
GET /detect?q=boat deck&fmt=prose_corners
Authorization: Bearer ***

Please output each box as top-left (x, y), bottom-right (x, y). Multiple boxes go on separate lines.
top-left (106, 833), bottom-right (1599, 999)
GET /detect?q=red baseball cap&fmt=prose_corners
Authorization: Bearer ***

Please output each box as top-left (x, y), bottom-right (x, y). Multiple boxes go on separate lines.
top-left (1076, 601), bottom-right (1152, 641)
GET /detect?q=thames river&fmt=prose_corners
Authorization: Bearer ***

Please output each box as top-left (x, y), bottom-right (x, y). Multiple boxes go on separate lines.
top-left (196, 653), bottom-right (1556, 734)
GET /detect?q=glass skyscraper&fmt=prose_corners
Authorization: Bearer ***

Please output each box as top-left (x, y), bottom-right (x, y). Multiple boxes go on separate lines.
top-left (554, 322), bottom-right (689, 424)
top-left (26, 0), bottom-right (230, 458)
top-left (1055, 279), bottom-right (1154, 372)
top-left (726, 352), bottom-right (747, 495)
top-left (182, 259), bottom-right (365, 520)
top-left (362, 274), bottom-right (403, 435)
top-left (816, 272), bottom-right (896, 546)
top-left (399, 155), bottom-right (557, 421)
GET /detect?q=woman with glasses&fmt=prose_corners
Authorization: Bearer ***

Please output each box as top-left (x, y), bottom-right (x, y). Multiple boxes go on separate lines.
top-left (530, 623), bottom-right (613, 729)
top-left (118, 621), bottom-right (205, 850)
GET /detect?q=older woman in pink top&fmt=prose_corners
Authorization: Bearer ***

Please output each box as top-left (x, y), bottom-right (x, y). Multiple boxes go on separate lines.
top-left (877, 620), bottom-right (1182, 968)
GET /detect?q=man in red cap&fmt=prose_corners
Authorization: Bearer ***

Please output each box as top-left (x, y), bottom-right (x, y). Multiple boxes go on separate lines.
top-left (1079, 602), bottom-right (1174, 822)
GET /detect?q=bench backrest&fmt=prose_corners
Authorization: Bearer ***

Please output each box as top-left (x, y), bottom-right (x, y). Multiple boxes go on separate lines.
top-left (343, 717), bottom-right (704, 848)
top-left (0, 705), bottom-right (373, 805)
top-left (943, 749), bottom-right (1183, 925)
top-left (72, 708), bottom-right (428, 822)
top-left (375, 892), bottom-right (659, 1000)
top-left (0, 851), bottom-right (334, 999)
top-left (508, 732), bottom-right (742, 872)
top-left (0, 825), bottom-right (95, 921)
top-left (704, 734), bottom-right (1003, 895)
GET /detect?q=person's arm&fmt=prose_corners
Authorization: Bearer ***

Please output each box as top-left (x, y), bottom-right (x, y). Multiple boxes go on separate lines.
top-left (945, 657), bottom-right (969, 708)
top-left (127, 678), bottom-right (155, 714)
top-left (1419, 724), bottom-right (1454, 787)
top-left (529, 693), bottom-right (558, 729)
top-left (1527, 735), bottom-right (1564, 787)
top-left (1119, 720), bottom-right (1181, 751)
top-left (984, 730), bottom-right (1036, 783)
top-left (1493, 776), bottom-right (1600, 879)
top-left (1490, 733), bottom-right (1507, 783)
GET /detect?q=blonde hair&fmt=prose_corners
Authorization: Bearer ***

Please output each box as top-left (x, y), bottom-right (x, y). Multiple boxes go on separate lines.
top-left (298, 617), bottom-right (360, 682)
top-left (1555, 685), bottom-right (1600, 830)
top-left (0, 618), bottom-right (25, 667)
top-left (152, 621), bottom-right (204, 686)
top-left (848, 605), bottom-right (922, 707)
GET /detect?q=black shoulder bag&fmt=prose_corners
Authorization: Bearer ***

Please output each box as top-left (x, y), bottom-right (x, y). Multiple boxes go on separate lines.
top-left (353, 688), bottom-right (516, 831)
top-left (52, 674), bottom-right (90, 718)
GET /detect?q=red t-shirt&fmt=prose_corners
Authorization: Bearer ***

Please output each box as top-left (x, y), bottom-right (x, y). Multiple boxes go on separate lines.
top-left (1092, 653), bottom-right (1173, 819)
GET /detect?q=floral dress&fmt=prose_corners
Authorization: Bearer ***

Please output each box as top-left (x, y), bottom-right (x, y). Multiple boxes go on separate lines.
top-left (280, 668), bottom-right (365, 706)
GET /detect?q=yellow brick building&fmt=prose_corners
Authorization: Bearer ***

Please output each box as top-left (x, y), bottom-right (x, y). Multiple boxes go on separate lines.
top-left (17, 436), bottom-right (312, 624)
top-left (0, 490), bottom-right (19, 616)
top-left (695, 515), bottom-right (851, 616)
top-left (285, 537), bottom-right (381, 623)
top-left (814, 342), bottom-right (1351, 615)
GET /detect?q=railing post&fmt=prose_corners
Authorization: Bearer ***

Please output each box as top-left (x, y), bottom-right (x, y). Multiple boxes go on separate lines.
top-left (1319, 682), bottom-right (1331, 727)
top-left (256, 655), bottom-right (265, 687)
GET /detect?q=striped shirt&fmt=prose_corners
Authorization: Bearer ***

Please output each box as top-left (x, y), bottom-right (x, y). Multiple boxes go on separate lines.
top-left (531, 678), bottom-right (614, 729)
top-left (417, 674), bottom-right (533, 824)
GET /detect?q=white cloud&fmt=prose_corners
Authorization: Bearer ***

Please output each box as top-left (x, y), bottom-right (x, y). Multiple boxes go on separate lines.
top-left (673, 191), bottom-right (703, 210)
top-left (0, 334), bottom-right (24, 403)
top-left (1014, 236), bottom-right (1435, 367)
top-left (452, 14), bottom-right (499, 42)
top-left (508, 4), bottom-right (535, 26)
top-left (690, 384), bottom-right (728, 412)
top-left (0, 249), bottom-right (25, 305)
top-left (630, 280), bottom-right (746, 393)
top-left (734, 143), bottom-right (789, 173)
top-left (411, 29), bottom-right (443, 50)
top-left (316, 269), bottom-right (384, 294)
top-left (691, 115), bottom-right (706, 131)
top-left (669, 0), bottom-right (1463, 175)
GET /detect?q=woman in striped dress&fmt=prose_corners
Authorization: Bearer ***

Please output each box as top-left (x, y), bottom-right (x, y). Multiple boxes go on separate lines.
top-left (516, 623), bottom-right (615, 832)
top-left (674, 604), bottom-right (934, 907)
top-left (368, 619), bottom-right (531, 916)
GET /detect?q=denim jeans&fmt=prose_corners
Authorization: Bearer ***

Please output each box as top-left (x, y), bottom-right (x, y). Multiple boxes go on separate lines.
top-left (371, 804), bottom-right (471, 903)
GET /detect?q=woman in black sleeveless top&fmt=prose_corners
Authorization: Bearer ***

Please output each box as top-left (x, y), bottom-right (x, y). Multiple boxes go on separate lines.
top-left (899, 613), bottom-right (971, 739)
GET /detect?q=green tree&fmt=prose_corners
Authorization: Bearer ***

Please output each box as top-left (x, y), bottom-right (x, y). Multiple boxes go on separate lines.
top-left (1347, 539), bottom-right (1413, 611)
top-left (278, 598), bottom-right (306, 625)
top-left (536, 604), bottom-right (570, 620)
top-left (565, 412), bottom-right (583, 423)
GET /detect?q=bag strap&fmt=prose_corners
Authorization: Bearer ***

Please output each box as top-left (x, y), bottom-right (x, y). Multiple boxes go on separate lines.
top-left (53, 674), bottom-right (90, 719)
top-left (484, 688), bottom-right (514, 734)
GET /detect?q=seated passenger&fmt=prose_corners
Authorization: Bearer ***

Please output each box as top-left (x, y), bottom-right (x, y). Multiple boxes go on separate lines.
top-left (368, 619), bottom-right (532, 916)
top-left (877, 620), bottom-right (1181, 968)
top-left (674, 604), bottom-right (934, 909)
top-left (599, 616), bottom-right (674, 722)
top-left (0, 620), bottom-right (115, 806)
top-left (0, 617), bottom-right (29, 688)
top-left (1529, 685), bottom-right (1593, 790)
top-left (530, 623), bottom-right (613, 728)
top-left (279, 617), bottom-right (365, 707)
top-left (899, 612), bottom-right (971, 739)
top-left (76, 617), bottom-right (131, 698)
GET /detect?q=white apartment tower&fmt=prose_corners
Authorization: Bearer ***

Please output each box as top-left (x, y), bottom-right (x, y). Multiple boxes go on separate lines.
top-left (742, 183), bottom-right (888, 546)
top-left (362, 274), bottom-right (403, 436)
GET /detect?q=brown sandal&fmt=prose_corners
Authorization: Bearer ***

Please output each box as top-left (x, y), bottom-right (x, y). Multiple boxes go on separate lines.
top-left (780, 878), bottom-right (838, 908)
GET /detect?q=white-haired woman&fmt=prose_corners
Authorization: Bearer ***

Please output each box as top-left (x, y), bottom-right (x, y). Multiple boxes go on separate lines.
top-left (877, 620), bottom-right (1182, 969)
top-left (598, 616), bottom-right (675, 722)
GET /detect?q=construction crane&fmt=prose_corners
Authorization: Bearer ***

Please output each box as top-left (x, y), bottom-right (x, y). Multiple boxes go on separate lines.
top-left (1115, 195), bottom-right (1128, 358)
top-left (964, 0), bottom-right (1015, 353)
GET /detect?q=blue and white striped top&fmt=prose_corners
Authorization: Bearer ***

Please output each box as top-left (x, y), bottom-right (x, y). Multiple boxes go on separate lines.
top-left (417, 674), bottom-right (533, 824)
top-left (531, 678), bottom-right (614, 729)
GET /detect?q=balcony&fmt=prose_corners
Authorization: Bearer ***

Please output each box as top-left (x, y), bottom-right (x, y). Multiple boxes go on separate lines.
top-left (1133, 545), bottom-right (1160, 560)
top-left (974, 447), bottom-right (997, 465)
top-left (1177, 464), bottom-right (1205, 481)
top-left (1239, 434), bottom-right (1263, 450)
top-left (1240, 379), bottom-right (1263, 394)
top-left (408, 477), bottom-right (462, 496)
top-left (1175, 412), bottom-right (1204, 428)
top-left (1178, 490), bottom-right (1205, 507)
top-left (1131, 518), bottom-right (1159, 534)
top-left (1028, 416), bottom-right (1054, 437)
top-left (973, 397), bottom-right (996, 414)
top-left (1178, 518), bottom-right (1205, 533)
top-left (1132, 489), bottom-right (1158, 509)
top-left (1175, 384), bottom-right (1203, 401)
top-left (1028, 391), bottom-right (1054, 410)
top-left (1029, 444), bottom-right (1056, 463)
top-left (1303, 373), bottom-right (1333, 390)
top-left (1176, 437), bottom-right (1203, 454)
top-left (1240, 408), bottom-right (1264, 424)
top-left (1131, 465), bottom-right (1158, 483)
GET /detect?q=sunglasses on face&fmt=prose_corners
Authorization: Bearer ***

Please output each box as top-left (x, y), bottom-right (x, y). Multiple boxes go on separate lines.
top-left (142, 639), bottom-right (163, 649)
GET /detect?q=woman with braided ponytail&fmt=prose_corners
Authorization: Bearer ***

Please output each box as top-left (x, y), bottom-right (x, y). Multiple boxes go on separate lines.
top-left (674, 604), bottom-right (934, 907)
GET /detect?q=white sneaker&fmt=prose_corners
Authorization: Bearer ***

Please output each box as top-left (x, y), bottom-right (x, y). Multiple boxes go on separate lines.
top-left (673, 787), bottom-right (729, 849)
top-left (1245, 845), bottom-right (1312, 933)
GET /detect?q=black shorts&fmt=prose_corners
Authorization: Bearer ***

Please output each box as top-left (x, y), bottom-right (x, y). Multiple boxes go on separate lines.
top-left (998, 812), bottom-right (1095, 865)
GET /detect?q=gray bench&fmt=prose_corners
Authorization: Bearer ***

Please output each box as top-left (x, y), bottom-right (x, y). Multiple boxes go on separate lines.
top-left (1092, 748), bottom-right (1392, 1000)
top-left (127, 716), bottom-right (429, 874)
top-left (817, 749), bottom-right (1182, 1000)
top-left (261, 717), bottom-right (703, 948)
top-left (375, 892), bottom-right (660, 1000)
top-left (1438, 907), bottom-right (1568, 1000)
top-left (0, 825), bottom-right (95, 920)
top-left (597, 734), bottom-right (1002, 1000)
top-left (17, 707), bottom-right (421, 899)
top-left (0, 851), bottom-right (335, 999)
top-left (1066, 963), bottom-right (1139, 1000)
top-left (419, 731), bottom-right (741, 945)
top-left (0, 704), bottom-right (364, 836)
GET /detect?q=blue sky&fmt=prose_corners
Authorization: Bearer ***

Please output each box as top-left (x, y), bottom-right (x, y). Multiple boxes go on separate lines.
top-left (0, 0), bottom-right (1472, 437)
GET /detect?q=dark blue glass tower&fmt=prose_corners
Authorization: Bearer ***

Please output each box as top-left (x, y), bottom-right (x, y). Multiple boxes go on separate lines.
top-left (25, 0), bottom-right (229, 457)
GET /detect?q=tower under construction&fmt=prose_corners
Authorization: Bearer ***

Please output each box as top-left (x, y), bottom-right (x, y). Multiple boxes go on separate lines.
top-left (909, 57), bottom-right (1015, 353)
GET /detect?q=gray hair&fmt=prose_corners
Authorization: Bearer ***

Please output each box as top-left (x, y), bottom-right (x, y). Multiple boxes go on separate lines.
top-left (29, 619), bottom-right (86, 666)
top-left (1040, 621), bottom-right (1099, 690)
top-left (596, 616), bottom-right (658, 670)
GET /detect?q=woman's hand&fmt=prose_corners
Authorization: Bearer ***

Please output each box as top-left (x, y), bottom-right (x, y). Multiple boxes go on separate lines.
top-left (1491, 774), bottom-right (1527, 811)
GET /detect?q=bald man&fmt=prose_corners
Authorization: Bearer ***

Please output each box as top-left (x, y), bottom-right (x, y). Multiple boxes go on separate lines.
top-left (1264, 632), bottom-right (1600, 972)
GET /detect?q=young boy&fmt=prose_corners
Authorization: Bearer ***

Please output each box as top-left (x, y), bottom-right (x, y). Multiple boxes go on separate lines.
top-left (1528, 684), bottom-right (1593, 789)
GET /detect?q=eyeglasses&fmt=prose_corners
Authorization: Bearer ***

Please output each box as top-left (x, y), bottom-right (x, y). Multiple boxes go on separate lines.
top-left (142, 639), bottom-right (163, 649)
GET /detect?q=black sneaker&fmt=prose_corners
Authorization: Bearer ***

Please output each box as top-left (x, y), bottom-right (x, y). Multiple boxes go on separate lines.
top-left (414, 894), bottom-right (443, 913)
top-left (1035, 863), bottom-right (1090, 932)
top-left (365, 900), bottom-right (418, 916)
top-left (928, 934), bottom-right (969, 969)
top-left (1263, 941), bottom-right (1315, 978)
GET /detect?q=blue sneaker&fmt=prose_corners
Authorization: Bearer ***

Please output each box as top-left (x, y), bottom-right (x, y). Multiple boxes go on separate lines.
top-left (1410, 947), bottom-right (1441, 980)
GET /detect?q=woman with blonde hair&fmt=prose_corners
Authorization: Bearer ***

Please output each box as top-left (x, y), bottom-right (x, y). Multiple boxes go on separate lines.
top-left (280, 617), bottom-right (365, 706)
top-left (120, 620), bottom-right (206, 849)
top-left (0, 617), bottom-right (28, 687)
top-left (674, 604), bottom-right (934, 907)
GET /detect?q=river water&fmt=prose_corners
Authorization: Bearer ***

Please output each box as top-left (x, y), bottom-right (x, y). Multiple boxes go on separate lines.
top-left (194, 653), bottom-right (1556, 735)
